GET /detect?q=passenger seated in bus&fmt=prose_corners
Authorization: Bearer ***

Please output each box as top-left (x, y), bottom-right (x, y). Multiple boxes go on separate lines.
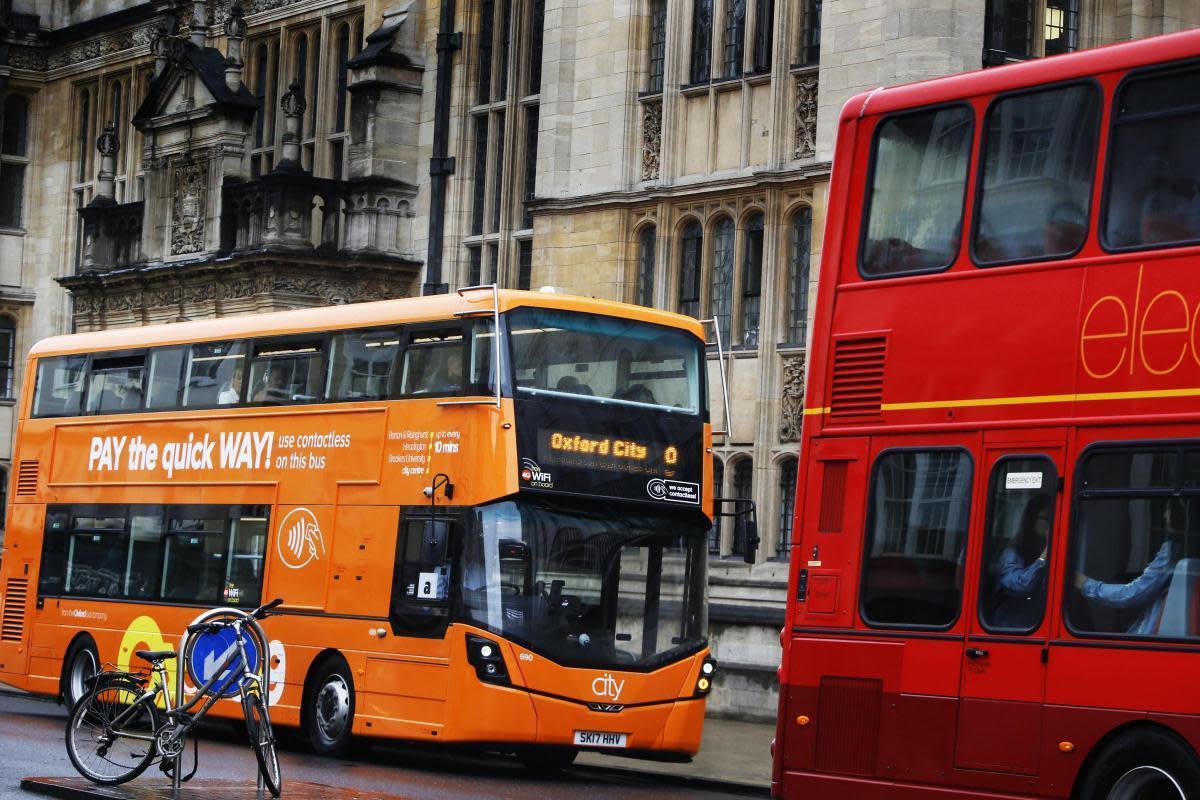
top-left (218, 362), bottom-right (244, 405)
top-left (555, 375), bottom-right (593, 396)
top-left (616, 384), bottom-right (656, 405)
top-left (254, 364), bottom-right (291, 404)
top-left (992, 495), bottom-right (1052, 629)
top-left (1139, 179), bottom-right (1200, 245)
top-left (1043, 202), bottom-right (1086, 256)
top-left (1074, 498), bottom-right (1186, 635)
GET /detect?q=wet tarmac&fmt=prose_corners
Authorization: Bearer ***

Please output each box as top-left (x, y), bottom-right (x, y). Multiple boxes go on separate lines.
top-left (0, 693), bottom-right (762, 800)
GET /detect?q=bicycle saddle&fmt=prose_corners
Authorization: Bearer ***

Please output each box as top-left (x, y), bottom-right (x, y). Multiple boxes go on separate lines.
top-left (135, 649), bottom-right (177, 663)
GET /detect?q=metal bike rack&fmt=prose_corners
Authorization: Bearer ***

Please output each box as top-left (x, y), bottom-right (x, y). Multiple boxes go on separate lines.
top-left (174, 607), bottom-right (272, 797)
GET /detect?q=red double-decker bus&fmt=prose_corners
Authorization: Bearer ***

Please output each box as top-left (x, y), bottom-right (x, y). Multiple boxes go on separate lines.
top-left (774, 29), bottom-right (1200, 800)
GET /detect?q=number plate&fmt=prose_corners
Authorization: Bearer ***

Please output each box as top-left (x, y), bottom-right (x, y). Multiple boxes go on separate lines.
top-left (573, 730), bottom-right (628, 748)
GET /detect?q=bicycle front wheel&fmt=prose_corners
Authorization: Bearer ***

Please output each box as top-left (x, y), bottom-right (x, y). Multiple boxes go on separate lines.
top-left (242, 688), bottom-right (281, 797)
top-left (65, 678), bottom-right (160, 785)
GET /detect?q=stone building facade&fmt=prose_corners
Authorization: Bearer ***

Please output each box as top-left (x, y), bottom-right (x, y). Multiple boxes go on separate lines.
top-left (0, 0), bottom-right (1197, 719)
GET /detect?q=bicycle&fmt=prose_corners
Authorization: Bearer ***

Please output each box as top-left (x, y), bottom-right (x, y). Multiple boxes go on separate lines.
top-left (64, 598), bottom-right (284, 797)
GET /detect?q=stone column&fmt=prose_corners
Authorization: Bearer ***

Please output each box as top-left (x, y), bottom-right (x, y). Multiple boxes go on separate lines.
top-left (95, 123), bottom-right (120, 203)
top-left (224, 2), bottom-right (247, 93)
top-left (278, 81), bottom-right (306, 171)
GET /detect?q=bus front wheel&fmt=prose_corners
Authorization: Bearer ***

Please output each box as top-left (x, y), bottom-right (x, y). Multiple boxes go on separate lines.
top-left (61, 637), bottom-right (99, 710)
top-left (302, 657), bottom-right (355, 757)
top-left (1079, 729), bottom-right (1200, 800)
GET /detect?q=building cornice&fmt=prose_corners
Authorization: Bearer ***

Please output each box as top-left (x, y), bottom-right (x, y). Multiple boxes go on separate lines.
top-left (529, 162), bottom-right (833, 214)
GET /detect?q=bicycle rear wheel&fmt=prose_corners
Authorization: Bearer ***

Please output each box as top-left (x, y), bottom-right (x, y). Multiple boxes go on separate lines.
top-left (242, 688), bottom-right (281, 797)
top-left (65, 678), bottom-right (160, 785)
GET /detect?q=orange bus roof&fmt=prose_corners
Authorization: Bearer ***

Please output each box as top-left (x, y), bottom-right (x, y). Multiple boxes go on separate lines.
top-left (29, 290), bottom-right (707, 357)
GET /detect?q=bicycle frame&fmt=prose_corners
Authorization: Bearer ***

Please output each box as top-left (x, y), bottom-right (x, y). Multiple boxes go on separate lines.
top-left (102, 618), bottom-right (262, 749)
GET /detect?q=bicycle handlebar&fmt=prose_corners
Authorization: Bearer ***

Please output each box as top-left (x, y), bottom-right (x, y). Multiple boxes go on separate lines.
top-left (253, 598), bottom-right (284, 620)
top-left (184, 599), bottom-right (284, 635)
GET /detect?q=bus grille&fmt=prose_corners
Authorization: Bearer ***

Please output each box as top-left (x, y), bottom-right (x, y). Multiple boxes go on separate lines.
top-left (815, 676), bottom-right (881, 775)
top-left (829, 336), bottom-right (886, 419)
top-left (1, 579), bottom-right (28, 642)
top-left (16, 460), bottom-right (38, 496)
top-left (817, 461), bottom-right (849, 533)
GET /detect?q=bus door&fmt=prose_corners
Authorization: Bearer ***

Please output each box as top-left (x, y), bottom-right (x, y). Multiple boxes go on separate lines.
top-left (955, 444), bottom-right (1064, 777)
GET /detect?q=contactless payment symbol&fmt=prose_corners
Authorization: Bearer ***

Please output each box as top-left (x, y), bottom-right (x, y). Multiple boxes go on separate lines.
top-left (277, 507), bottom-right (325, 569)
top-left (646, 479), bottom-right (668, 500)
top-left (186, 625), bottom-right (259, 698)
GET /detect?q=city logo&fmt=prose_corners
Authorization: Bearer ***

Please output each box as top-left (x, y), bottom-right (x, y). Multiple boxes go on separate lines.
top-left (591, 672), bottom-right (626, 702)
top-left (520, 458), bottom-right (554, 488)
top-left (277, 507), bottom-right (325, 569)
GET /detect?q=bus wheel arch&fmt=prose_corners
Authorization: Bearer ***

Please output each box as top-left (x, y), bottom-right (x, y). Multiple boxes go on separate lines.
top-left (1073, 722), bottom-right (1200, 800)
top-left (301, 649), bottom-right (356, 757)
top-left (60, 633), bottom-right (99, 709)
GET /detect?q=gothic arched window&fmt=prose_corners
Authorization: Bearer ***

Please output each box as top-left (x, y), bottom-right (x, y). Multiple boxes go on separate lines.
top-left (785, 207), bottom-right (813, 345)
top-left (0, 316), bottom-right (14, 399)
top-left (710, 456), bottom-right (725, 554)
top-left (723, 0), bottom-right (745, 78)
top-left (710, 216), bottom-right (735, 346)
top-left (777, 457), bottom-right (798, 556)
top-left (679, 220), bottom-right (703, 318)
top-left (739, 212), bottom-right (764, 347)
top-left (731, 457), bottom-right (754, 556)
top-left (637, 225), bottom-right (656, 307)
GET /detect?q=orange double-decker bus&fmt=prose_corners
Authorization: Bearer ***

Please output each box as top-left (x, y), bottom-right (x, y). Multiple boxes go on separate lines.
top-left (0, 287), bottom-right (716, 767)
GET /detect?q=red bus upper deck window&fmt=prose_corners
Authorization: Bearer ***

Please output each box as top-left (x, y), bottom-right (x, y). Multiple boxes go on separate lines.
top-left (973, 83), bottom-right (1099, 265)
top-left (860, 105), bottom-right (973, 278)
top-left (1103, 64), bottom-right (1200, 251)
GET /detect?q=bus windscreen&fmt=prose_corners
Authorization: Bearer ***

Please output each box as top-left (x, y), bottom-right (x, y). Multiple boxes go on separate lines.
top-left (462, 499), bottom-right (708, 670)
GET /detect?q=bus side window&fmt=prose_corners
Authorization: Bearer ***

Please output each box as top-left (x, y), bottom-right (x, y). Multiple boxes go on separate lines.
top-left (86, 354), bottom-right (146, 414)
top-left (33, 355), bottom-right (87, 417)
top-left (146, 346), bottom-right (186, 410)
top-left (183, 341), bottom-right (246, 408)
top-left (389, 516), bottom-right (455, 637)
top-left (249, 336), bottom-right (327, 405)
top-left (399, 329), bottom-right (466, 396)
top-left (36, 507), bottom-right (70, 596)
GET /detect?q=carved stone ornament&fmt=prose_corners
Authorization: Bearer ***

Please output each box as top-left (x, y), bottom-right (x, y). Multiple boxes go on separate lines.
top-left (779, 354), bottom-right (806, 443)
top-left (794, 75), bottom-right (818, 160)
top-left (281, 80), bottom-right (307, 119)
top-left (96, 122), bottom-right (121, 158)
top-left (641, 100), bottom-right (662, 182)
top-left (225, 1), bottom-right (248, 38)
top-left (171, 160), bottom-right (208, 256)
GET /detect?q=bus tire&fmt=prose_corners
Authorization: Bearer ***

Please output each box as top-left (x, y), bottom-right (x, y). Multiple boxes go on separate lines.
top-left (517, 747), bottom-right (578, 772)
top-left (61, 636), bottom-right (99, 710)
top-left (1078, 728), bottom-right (1200, 800)
top-left (302, 656), bottom-right (355, 757)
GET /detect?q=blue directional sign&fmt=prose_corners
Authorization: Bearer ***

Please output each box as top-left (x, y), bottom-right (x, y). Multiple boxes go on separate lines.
top-left (186, 625), bottom-right (259, 698)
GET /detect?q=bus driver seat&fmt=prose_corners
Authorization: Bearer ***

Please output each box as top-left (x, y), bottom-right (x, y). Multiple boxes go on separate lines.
top-left (1156, 558), bottom-right (1200, 637)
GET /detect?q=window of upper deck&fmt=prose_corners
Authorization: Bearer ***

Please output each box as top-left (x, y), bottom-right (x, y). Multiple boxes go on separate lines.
top-left (33, 355), bottom-right (88, 417)
top-left (1103, 64), bottom-right (1200, 251)
top-left (973, 83), bottom-right (1100, 266)
top-left (508, 308), bottom-right (702, 415)
top-left (86, 354), bottom-right (145, 414)
top-left (327, 328), bottom-right (402, 401)
top-left (861, 105), bottom-right (974, 278)
top-left (248, 336), bottom-right (326, 405)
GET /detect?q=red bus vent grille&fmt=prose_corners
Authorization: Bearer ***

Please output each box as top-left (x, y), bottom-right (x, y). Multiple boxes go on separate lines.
top-left (1, 579), bottom-right (28, 642)
top-left (817, 461), bottom-right (849, 533)
top-left (16, 461), bottom-right (38, 496)
top-left (815, 676), bottom-right (881, 775)
top-left (830, 336), bottom-right (886, 419)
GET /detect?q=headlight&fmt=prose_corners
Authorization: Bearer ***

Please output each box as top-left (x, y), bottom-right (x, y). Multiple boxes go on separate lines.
top-left (466, 634), bottom-right (511, 686)
top-left (695, 658), bottom-right (716, 696)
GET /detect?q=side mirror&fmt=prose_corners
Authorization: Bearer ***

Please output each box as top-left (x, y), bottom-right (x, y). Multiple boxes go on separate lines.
top-left (739, 518), bottom-right (760, 565)
top-left (421, 519), bottom-right (451, 564)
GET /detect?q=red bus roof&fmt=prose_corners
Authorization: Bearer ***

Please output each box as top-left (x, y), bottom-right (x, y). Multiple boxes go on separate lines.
top-left (840, 26), bottom-right (1200, 123)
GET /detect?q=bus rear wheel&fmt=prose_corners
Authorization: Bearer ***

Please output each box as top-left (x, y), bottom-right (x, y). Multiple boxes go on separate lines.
top-left (302, 657), bottom-right (355, 757)
top-left (61, 637), bottom-right (99, 710)
top-left (1080, 729), bottom-right (1200, 800)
